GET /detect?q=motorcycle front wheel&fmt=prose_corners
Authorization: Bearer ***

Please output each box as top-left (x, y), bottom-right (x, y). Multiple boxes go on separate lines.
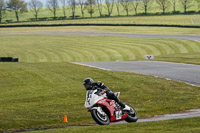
top-left (124, 104), bottom-right (138, 122)
top-left (91, 108), bottom-right (110, 125)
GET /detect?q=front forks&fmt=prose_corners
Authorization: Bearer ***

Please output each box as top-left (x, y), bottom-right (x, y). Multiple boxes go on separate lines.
top-left (91, 106), bottom-right (106, 116)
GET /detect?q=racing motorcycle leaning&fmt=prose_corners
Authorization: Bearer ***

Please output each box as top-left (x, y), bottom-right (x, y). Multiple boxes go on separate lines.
top-left (84, 89), bottom-right (138, 125)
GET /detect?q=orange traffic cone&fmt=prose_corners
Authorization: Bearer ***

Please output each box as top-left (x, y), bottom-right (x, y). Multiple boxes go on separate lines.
top-left (64, 115), bottom-right (68, 122)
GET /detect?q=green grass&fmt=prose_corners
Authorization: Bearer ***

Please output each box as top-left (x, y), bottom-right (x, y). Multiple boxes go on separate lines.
top-left (29, 117), bottom-right (200, 133)
top-left (0, 62), bottom-right (200, 132)
top-left (0, 35), bottom-right (200, 63)
top-left (1, 14), bottom-right (200, 26)
top-left (1, 0), bottom-right (199, 22)
top-left (156, 52), bottom-right (200, 64)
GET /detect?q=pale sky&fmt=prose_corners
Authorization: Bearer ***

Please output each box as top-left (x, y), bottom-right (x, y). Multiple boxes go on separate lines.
top-left (24, 0), bottom-right (48, 6)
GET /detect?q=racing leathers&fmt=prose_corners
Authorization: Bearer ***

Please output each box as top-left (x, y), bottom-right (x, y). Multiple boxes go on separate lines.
top-left (93, 81), bottom-right (126, 108)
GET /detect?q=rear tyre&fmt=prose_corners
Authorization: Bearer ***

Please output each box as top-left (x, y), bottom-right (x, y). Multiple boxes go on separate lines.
top-left (124, 105), bottom-right (138, 122)
top-left (91, 109), bottom-right (110, 125)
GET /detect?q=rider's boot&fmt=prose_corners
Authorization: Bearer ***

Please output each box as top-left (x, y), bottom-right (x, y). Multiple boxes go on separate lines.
top-left (107, 90), bottom-right (131, 111)
top-left (117, 100), bottom-right (131, 111)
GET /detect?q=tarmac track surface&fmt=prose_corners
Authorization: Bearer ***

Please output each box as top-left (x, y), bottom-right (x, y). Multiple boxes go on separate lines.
top-left (1, 32), bottom-right (200, 42)
top-left (76, 61), bottom-right (200, 87)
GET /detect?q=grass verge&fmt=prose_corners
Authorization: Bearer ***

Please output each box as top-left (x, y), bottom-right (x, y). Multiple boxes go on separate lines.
top-left (0, 35), bottom-right (200, 62)
top-left (1, 14), bottom-right (200, 26)
top-left (0, 62), bottom-right (200, 132)
top-left (155, 53), bottom-right (200, 65)
top-left (29, 117), bottom-right (200, 133)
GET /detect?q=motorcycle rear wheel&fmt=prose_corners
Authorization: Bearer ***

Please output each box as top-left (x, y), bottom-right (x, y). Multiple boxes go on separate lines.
top-left (124, 105), bottom-right (138, 122)
top-left (91, 109), bottom-right (110, 125)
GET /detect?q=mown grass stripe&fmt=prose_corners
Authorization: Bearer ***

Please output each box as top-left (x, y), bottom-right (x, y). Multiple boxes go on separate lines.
top-left (82, 36), bottom-right (161, 59)
top-left (178, 40), bottom-right (195, 53)
top-left (155, 39), bottom-right (192, 55)
top-left (54, 42), bottom-right (94, 62)
top-left (103, 39), bottom-right (151, 60)
top-left (1, 35), bottom-right (200, 62)
top-left (101, 42), bottom-right (137, 61)
top-left (54, 50), bottom-right (72, 62)
top-left (54, 46), bottom-right (83, 62)
top-left (24, 50), bottom-right (42, 62)
top-left (83, 39), bottom-right (124, 61)
top-left (57, 38), bottom-right (111, 62)
top-left (156, 41), bottom-right (176, 55)
top-left (2, 47), bottom-right (29, 62)
top-left (69, 39), bottom-right (112, 61)
top-left (190, 41), bottom-right (200, 52)
top-left (179, 39), bottom-right (200, 53)
top-left (99, 38), bottom-right (154, 60)
top-left (143, 41), bottom-right (169, 55)
top-left (171, 40), bottom-right (190, 53)
top-left (123, 42), bottom-right (161, 56)
top-left (159, 40), bottom-right (182, 54)
top-left (63, 45), bottom-right (99, 62)
top-left (112, 38), bottom-right (162, 56)
top-left (104, 42), bottom-right (144, 60)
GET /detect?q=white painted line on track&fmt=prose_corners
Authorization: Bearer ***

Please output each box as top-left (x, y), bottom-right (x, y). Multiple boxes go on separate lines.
top-left (73, 62), bottom-right (200, 87)
top-left (72, 62), bottom-right (111, 71)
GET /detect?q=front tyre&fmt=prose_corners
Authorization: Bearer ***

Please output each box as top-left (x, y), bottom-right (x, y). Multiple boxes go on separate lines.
top-left (124, 105), bottom-right (138, 122)
top-left (91, 108), bottom-right (110, 125)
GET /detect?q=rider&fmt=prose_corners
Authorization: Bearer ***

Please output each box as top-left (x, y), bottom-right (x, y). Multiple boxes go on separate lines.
top-left (83, 78), bottom-right (131, 111)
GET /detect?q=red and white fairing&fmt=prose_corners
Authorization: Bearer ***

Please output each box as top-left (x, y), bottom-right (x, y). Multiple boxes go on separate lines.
top-left (84, 89), bottom-right (127, 122)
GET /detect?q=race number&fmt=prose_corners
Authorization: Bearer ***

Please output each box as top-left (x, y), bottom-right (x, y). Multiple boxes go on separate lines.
top-left (87, 90), bottom-right (93, 105)
top-left (115, 111), bottom-right (122, 120)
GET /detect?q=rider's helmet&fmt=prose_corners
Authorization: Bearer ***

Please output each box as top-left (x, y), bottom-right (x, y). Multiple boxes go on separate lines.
top-left (83, 78), bottom-right (94, 90)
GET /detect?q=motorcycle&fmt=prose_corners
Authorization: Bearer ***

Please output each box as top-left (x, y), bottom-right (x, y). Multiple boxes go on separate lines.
top-left (84, 89), bottom-right (138, 125)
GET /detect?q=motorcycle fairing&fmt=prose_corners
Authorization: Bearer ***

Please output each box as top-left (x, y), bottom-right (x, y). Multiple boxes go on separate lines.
top-left (97, 98), bottom-right (127, 122)
top-left (85, 90), bottom-right (107, 109)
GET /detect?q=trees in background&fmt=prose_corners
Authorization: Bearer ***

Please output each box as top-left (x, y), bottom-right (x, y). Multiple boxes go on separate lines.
top-left (60, 0), bottom-right (67, 17)
top-left (78, 0), bottom-right (87, 17)
top-left (171, 0), bottom-right (178, 12)
top-left (0, 0), bottom-right (6, 23)
top-left (130, 0), bottom-right (140, 15)
top-left (1, 0), bottom-right (200, 23)
top-left (86, 0), bottom-right (96, 17)
top-left (156, 0), bottom-right (171, 14)
top-left (105, 0), bottom-right (114, 16)
top-left (47, 0), bottom-right (59, 18)
top-left (7, 0), bottom-right (27, 22)
top-left (180, 0), bottom-right (193, 13)
top-left (196, 0), bottom-right (200, 11)
top-left (29, 0), bottom-right (43, 20)
top-left (96, 0), bottom-right (103, 16)
top-left (68, 0), bottom-right (76, 19)
top-left (141, 0), bottom-right (153, 14)
top-left (115, 0), bottom-right (121, 16)
top-left (120, 0), bottom-right (130, 16)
